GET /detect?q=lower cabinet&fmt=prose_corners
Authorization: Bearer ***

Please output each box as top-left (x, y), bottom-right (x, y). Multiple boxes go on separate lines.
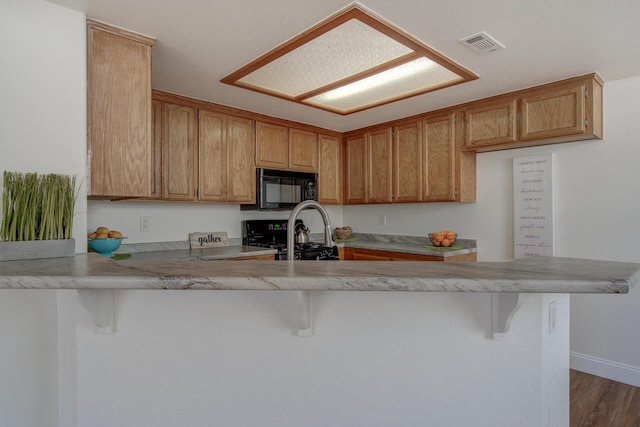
top-left (341, 247), bottom-right (476, 262)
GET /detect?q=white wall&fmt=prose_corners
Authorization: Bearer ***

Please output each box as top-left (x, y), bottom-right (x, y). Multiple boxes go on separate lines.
top-left (86, 200), bottom-right (344, 242)
top-left (75, 290), bottom-right (569, 427)
top-left (344, 75), bottom-right (640, 386)
top-left (0, 1), bottom-right (87, 426)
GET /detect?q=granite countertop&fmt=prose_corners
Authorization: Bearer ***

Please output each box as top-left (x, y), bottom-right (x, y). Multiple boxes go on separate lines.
top-left (124, 245), bottom-right (276, 261)
top-left (336, 233), bottom-right (476, 258)
top-left (0, 253), bottom-right (638, 294)
top-left (110, 233), bottom-right (476, 261)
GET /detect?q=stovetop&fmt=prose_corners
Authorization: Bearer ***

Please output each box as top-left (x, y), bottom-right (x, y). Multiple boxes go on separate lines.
top-left (242, 219), bottom-right (339, 261)
top-left (274, 243), bottom-right (339, 261)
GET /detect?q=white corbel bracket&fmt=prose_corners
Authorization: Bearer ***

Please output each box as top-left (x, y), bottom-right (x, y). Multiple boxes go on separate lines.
top-left (491, 293), bottom-right (520, 340)
top-left (297, 290), bottom-right (313, 336)
top-left (77, 289), bottom-right (115, 334)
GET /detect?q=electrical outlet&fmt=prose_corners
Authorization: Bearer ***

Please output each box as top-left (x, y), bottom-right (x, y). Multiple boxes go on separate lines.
top-left (548, 300), bottom-right (557, 335)
top-left (380, 215), bottom-right (387, 226)
top-left (140, 216), bottom-right (151, 232)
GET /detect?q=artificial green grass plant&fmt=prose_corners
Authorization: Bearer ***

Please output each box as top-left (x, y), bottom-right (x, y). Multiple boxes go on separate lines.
top-left (1, 171), bottom-right (77, 241)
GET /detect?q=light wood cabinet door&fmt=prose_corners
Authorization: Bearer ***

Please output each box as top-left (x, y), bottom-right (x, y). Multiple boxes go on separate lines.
top-left (87, 21), bottom-right (154, 198)
top-left (520, 83), bottom-right (587, 141)
top-left (393, 121), bottom-right (423, 203)
top-left (345, 135), bottom-right (367, 204)
top-left (198, 110), bottom-right (227, 202)
top-left (149, 100), bottom-right (163, 199)
top-left (162, 103), bottom-right (198, 201)
top-left (461, 74), bottom-right (602, 152)
top-left (352, 251), bottom-right (392, 261)
top-left (318, 134), bottom-right (342, 204)
top-left (367, 128), bottom-right (393, 203)
top-left (227, 116), bottom-right (256, 203)
top-left (463, 99), bottom-right (517, 149)
top-left (347, 247), bottom-right (476, 262)
top-left (289, 128), bottom-right (318, 172)
top-left (423, 113), bottom-right (456, 201)
top-left (255, 121), bottom-right (288, 169)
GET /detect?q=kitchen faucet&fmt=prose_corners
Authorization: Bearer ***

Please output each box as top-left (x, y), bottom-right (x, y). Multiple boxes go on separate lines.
top-left (287, 200), bottom-right (335, 260)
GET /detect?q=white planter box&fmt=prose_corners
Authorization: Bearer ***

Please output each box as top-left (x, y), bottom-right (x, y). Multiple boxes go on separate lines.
top-left (0, 239), bottom-right (75, 261)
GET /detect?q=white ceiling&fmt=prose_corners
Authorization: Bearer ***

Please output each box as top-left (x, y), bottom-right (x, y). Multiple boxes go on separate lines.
top-left (50, 0), bottom-right (640, 132)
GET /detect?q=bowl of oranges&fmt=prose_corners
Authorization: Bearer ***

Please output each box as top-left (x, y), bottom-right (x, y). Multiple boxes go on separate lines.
top-left (88, 226), bottom-right (124, 257)
top-left (428, 230), bottom-right (457, 247)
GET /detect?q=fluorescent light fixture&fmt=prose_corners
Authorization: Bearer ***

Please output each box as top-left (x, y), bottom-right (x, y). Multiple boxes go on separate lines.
top-left (221, 4), bottom-right (477, 115)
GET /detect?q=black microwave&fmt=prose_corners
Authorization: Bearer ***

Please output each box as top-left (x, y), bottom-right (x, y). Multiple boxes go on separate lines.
top-left (241, 168), bottom-right (317, 210)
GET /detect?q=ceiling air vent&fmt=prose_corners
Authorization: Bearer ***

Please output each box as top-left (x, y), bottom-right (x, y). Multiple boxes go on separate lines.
top-left (460, 31), bottom-right (505, 55)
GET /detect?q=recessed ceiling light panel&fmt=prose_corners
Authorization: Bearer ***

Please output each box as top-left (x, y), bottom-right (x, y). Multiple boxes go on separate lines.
top-left (221, 4), bottom-right (478, 115)
top-left (305, 58), bottom-right (462, 112)
top-left (237, 19), bottom-right (413, 98)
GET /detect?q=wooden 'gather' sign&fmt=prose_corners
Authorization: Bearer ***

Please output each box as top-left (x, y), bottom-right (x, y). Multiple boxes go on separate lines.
top-left (189, 232), bottom-right (229, 249)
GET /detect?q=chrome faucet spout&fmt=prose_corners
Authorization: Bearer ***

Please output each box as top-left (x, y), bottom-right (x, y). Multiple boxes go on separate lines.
top-left (287, 200), bottom-right (335, 260)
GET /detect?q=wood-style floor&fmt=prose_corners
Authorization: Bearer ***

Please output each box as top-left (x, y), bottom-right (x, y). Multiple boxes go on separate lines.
top-left (570, 369), bottom-right (640, 427)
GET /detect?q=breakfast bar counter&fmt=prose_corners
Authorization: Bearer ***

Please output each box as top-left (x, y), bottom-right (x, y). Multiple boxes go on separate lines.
top-left (2, 252), bottom-right (638, 426)
top-left (0, 253), bottom-right (637, 293)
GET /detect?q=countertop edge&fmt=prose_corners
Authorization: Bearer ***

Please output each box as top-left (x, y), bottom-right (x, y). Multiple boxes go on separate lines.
top-left (0, 255), bottom-right (637, 294)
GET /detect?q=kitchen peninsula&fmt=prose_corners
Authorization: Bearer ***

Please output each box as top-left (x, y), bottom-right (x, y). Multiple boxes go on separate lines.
top-left (1, 253), bottom-right (638, 427)
top-left (0, 254), bottom-right (637, 293)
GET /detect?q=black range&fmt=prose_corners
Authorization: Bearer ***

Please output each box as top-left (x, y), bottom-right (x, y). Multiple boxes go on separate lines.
top-left (242, 219), bottom-right (339, 261)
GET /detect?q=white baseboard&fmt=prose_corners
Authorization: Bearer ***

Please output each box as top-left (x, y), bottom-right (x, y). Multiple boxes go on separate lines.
top-left (570, 352), bottom-right (640, 387)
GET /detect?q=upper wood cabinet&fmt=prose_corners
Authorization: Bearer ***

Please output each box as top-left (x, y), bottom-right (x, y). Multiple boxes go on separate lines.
top-left (150, 100), bottom-right (163, 199)
top-left (463, 99), bottom-right (517, 150)
top-left (198, 110), bottom-right (227, 202)
top-left (345, 134), bottom-right (367, 204)
top-left (519, 79), bottom-right (597, 141)
top-left (344, 111), bottom-right (475, 205)
top-left (193, 110), bottom-right (256, 203)
top-left (255, 121), bottom-right (319, 172)
top-left (162, 103), bottom-right (198, 201)
top-left (318, 134), bottom-right (343, 204)
top-left (226, 116), bottom-right (256, 203)
top-left (367, 128), bottom-right (394, 203)
top-left (423, 113), bottom-right (456, 201)
top-left (152, 93), bottom-right (256, 204)
top-left (289, 128), bottom-right (318, 173)
top-left (87, 20), bottom-right (155, 198)
top-left (393, 121), bottom-right (423, 203)
top-left (255, 121), bottom-right (288, 169)
top-left (462, 73), bottom-right (603, 152)
top-left (199, 112), bottom-right (255, 203)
